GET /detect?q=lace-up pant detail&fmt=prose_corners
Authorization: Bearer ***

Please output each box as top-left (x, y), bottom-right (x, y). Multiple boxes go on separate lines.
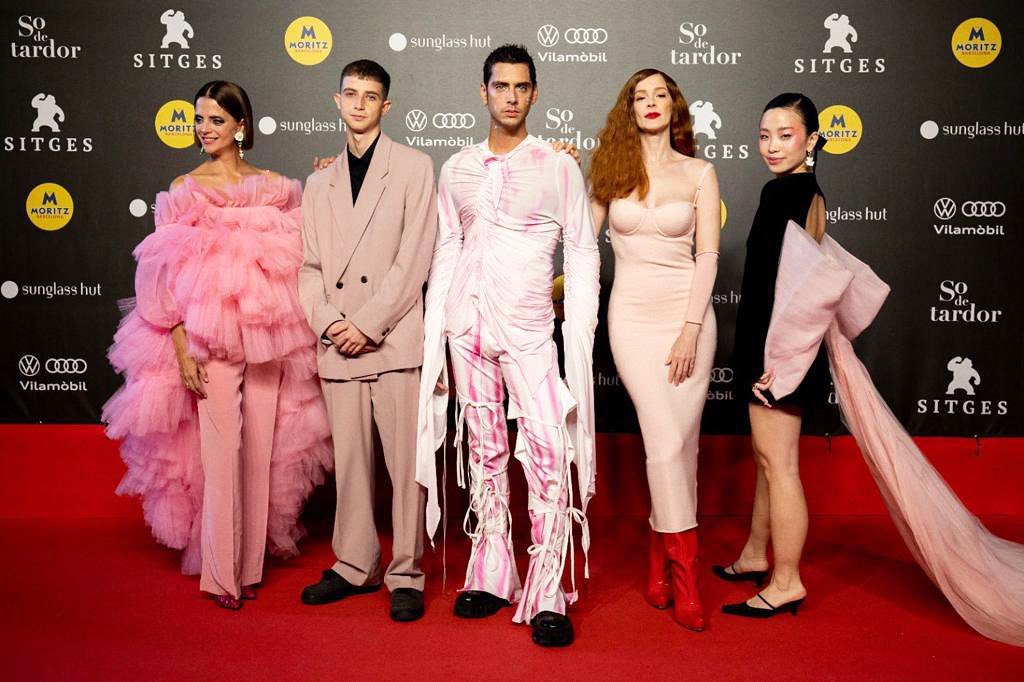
top-left (449, 314), bottom-right (574, 622)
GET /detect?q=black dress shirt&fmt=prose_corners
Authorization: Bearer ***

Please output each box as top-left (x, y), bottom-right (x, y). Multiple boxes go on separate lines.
top-left (347, 133), bottom-right (380, 203)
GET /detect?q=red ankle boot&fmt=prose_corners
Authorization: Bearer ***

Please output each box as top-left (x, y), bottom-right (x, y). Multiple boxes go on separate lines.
top-left (645, 530), bottom-right (672, 609)
top-left (663, 529), bottom-right (705, 631)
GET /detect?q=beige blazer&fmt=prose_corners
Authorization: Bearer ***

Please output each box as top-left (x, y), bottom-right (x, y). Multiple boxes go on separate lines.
top-left (299, 133), bottom-right (437, 380)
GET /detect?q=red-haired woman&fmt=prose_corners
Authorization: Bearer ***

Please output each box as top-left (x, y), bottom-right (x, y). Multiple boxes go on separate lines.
top-left (588, 69), bottom-right (720, 631)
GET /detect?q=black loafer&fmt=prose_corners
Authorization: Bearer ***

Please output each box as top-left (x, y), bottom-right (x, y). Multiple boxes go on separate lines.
top-left (453, 590), bottom-right (510, 619)
top-left (390, 588), bottom-right (425, 622)
top-left (530, 611), bottom-right (574, 647)
top-left (301, 568), bottom-right (381, 605)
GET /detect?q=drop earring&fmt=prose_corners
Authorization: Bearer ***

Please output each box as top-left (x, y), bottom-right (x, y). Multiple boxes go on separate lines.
top-left (804, 150), bottom-right (815, 168)
top-left (234, 130), bottom-right (244, 159)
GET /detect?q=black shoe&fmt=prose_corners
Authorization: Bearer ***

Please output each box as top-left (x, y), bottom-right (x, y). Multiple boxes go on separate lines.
top-left (712, 563), bottom-right (769, 586)
top-left (721, 592), bottom-right (805, 618)
top-left (390, 588), bottom-right (425, 622)
top-left (530, 611), bottom-right (574, 647)
top-left (300, 569), bottom-right (381, 605)
top-left (453, 590), bottom-right (510, 619)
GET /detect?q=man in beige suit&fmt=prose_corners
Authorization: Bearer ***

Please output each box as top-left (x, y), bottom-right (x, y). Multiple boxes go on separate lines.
top-left (298, 59), bottom-right (437, 622)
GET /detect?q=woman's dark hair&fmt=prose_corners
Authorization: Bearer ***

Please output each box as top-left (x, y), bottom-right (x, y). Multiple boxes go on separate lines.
top-left (763, 92), bottom-right (827, 167)
top-left (193, 80), bottom-right (254, 150)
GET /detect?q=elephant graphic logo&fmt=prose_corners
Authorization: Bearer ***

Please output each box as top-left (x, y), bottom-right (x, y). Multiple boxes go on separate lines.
top-left (160, 9), bottom-right (194, 49)
top-left (689, 101), bottom-right (721, 141)
top-left (31, 94), bottom-right (65, 133)
top-left (946, 356), bottom-right (981, 396)
top-left (823, 13), bottom-right (858, 54)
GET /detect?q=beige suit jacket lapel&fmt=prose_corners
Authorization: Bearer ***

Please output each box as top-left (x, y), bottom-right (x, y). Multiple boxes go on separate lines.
top-left (334, 133), bottom-right (391, 277)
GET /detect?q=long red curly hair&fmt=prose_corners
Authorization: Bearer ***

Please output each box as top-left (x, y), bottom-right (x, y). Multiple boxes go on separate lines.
top-left (588, 69), bottom-right (695, 203)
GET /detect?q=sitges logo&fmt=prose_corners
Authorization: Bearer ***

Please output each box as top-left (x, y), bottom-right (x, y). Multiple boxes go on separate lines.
top-left (133, 9), bottom-right (223, 69)
top-left (542, 107), bottom-right (597, 151)
top-left (932, 197), bottom-right (1006, 237)
top-left (688, 100), bottom-right (749, 160)
top-left (794, 13), bottom-right (885, 73)
top-left (535, 24), bottom-right (609, 63)
top-left (917, 356), bottom-right (1008, 416)
top-left (405, 110), bottom-right (476, 132)
top-left (671, 21), bottom-right (742, 65)
top-left (10, 15), bottom-right (82, 59)
top-left (404, 109), bottom-right (476, 148)
top-left (930, 280), bottom-right (1002, 324)
top-left (4, 94), bottom-right (94, 153)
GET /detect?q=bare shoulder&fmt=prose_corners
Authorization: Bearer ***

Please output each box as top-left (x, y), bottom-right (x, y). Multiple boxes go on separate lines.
top-left (169, 174), bottom-right (188, 190)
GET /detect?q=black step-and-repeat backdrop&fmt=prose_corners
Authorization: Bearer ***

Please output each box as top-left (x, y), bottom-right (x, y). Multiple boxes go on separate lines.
top-left (2, 1), bottom-right (1021, 436)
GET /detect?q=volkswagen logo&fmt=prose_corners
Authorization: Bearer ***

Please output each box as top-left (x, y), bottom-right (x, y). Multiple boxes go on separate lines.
top-left (45, 358), bottom-right (89, 374)
top-left (933, 197), bottom-right (956, 220)
top-left (961, 201), bottom-right (1006, 218)
top-left (563, 28), bottom-right (608, 45)
top-left (432, 113), bottom-right (476, 130)
top-left (405, 109), bottom-right (428, 133)
top-left (710, 367), bottom-right (734, 383)
top-left (18, 354), bottom-right (40, 377)
top-left (537, 24), bottom-right (560, 47)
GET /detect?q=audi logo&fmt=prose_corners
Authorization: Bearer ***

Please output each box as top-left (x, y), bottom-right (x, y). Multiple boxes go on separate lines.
top-left (710, 367), bottom-right (734, 383)
top-left (432, 113), bottom-right (476, 129)
top-left (537, 24), bottom-right (560, 47)
top-left (962, 201), bottom-right (1006, 218)
top-left (563, 28), bottom-right (608, 45)
top-left (45, 358), bottom-right (88, 374)
top-left (405, 109), bottom-right (428, 133)
top-left (933, 197), bottom-right (956, 220)
top-left (18, 354), bottom-right (40, 377)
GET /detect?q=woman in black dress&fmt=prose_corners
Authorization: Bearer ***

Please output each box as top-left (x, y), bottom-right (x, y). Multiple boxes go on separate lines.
top-left (714, 93), bottom-right (829, 617)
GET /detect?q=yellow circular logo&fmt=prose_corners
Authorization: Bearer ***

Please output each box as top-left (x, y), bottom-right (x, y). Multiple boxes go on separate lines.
top-left (26, 182), bottom-right (74, 231)
top-left (154, 100), bottom-right (195, 149)
top-left (818, 105), bottom-right (862, 155)
top-left (285, 17), bottom-right (333, 66)
top-left (720, 199), bottom-right (727, 230)
top-left (951, 18), bottom-right (1001, 68)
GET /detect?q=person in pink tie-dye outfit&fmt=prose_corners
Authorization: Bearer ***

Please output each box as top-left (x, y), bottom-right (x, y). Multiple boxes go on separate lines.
top-left (416, 44), bottom-right (600, 647)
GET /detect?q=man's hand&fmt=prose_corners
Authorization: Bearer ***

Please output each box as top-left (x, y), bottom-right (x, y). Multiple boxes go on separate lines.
top-left (327, 320), bottom-right (374, 356)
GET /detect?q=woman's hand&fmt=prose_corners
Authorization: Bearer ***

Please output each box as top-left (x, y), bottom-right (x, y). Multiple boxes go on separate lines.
top-left (170, 323), bottom-right (207, 398)
top-left (665, 323), bottom-right (700, 386)
top-left (550, 140), bottom-right (581, 164)
top-left (752, 369), bottom-right (775, 408)
top-left (313, 155), bottom-right (337, 171)
top-left (176, 353), bottom-right (208, 399)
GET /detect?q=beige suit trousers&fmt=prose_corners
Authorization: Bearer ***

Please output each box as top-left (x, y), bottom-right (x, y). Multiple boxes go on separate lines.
top-left (321, 367), bottom-right (425, 591)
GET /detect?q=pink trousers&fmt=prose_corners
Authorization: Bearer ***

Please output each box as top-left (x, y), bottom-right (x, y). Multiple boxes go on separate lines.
top-left (196, 358), bottom-right (282, 598)
top-left (449, 315), bottom-right (573, 624)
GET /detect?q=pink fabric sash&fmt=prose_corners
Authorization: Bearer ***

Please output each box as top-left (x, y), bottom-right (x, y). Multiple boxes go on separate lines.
top-left (765, 221), bottom-right (1024, 646)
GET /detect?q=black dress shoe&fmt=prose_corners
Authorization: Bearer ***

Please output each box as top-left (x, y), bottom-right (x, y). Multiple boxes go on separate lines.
top-left (712, 563), bottom-right (769, 586)
top-left (301, 569), bottom-right (381, 605)
top-left (721, 592), bottom-right (805, 618)
top-left (453, 590), bottom-right (510, 619)
top-left (390, 588), bottom-right (425, 622)
top-left (530, 611), bottom-right (574, 647)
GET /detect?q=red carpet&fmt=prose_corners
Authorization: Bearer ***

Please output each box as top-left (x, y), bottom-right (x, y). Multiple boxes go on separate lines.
top-left (3, 425), bottom-right (1023, 678)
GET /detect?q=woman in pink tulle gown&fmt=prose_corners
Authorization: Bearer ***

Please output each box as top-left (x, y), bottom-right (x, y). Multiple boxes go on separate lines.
top-left (103, 81), bottom-right (332, 610)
